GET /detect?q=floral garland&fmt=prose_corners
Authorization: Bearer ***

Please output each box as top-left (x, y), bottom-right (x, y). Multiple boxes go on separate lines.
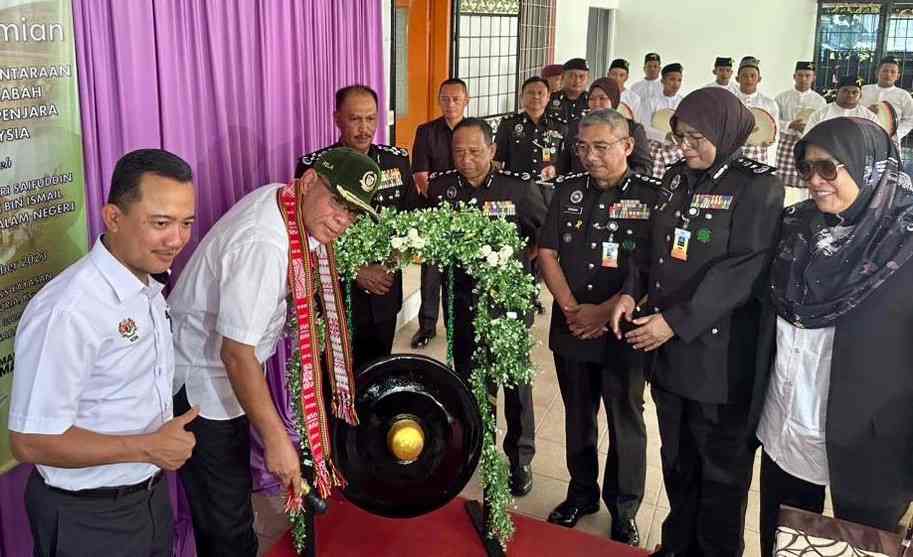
top-left (332, 202), bottom-right (538, 549)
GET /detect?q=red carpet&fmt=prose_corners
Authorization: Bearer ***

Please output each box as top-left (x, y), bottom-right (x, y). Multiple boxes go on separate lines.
top-left (267, 496), bottom-right (648, 556)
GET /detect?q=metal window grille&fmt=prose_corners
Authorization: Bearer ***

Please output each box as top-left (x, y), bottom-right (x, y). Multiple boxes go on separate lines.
top-left (814, 1), bottom-right (913, 149)
top-left (453, 0), bottom-right (555, 129)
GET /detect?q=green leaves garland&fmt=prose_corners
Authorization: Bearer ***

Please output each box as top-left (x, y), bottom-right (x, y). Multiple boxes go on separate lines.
top-left (334, 203), bottom-right (538, 549)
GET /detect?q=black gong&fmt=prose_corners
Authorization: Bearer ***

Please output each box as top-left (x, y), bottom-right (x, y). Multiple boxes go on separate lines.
top-left (332, 354), bottom-right (483, 518)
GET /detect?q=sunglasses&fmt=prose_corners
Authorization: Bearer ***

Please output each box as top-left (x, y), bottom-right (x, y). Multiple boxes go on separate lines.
top-left (797, 159), bottom-right (845, 182)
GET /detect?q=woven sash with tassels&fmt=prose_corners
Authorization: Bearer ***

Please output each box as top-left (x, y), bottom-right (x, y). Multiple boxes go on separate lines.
top-left (277, 180), bottom-right (359, 498)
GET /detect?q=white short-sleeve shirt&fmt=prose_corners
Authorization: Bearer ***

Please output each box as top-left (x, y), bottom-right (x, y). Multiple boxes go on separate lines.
top-left (8, 238), bottom-right (173, 490)
top-left (168, 183), bottom-right (293, 421)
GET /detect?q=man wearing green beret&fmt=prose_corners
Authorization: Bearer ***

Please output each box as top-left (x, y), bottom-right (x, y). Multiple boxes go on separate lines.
top-left (168, 147), bottom-right (381, 557)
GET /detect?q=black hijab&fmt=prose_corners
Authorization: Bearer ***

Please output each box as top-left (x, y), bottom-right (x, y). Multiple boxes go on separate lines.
top-left (670, 87), bottom-right (755, 166)
top-left (771, 117), bottom-right (913, 328)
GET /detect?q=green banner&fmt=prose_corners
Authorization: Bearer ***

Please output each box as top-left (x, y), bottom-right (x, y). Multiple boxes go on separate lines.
top-left (0, 0), bottom-right (89, 473)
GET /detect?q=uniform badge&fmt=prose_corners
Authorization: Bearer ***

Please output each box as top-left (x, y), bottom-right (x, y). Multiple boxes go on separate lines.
top-left (552, 99), bottom-right (561, 107)
top-left (360, 171), bottom-right (378, 192)
top-left (562, 232), bottom-right (573, 243)
top-left (622, 239), bottom-right (636, 251)
top-left (118, 318), bottom-right (139, 343)
top-left (602, 242), bottom-right (619, 268)
top-left (671, 227), bottom-right (691, 261)
top-left (696, 228), bottom-right (712, 244)
top-left (570, 190), bottom-right (584, 204)
top-left (446, 185), bottom-right (458, 199)
top-left (671, 175), bottom-right (682, 190)
top-left (513, 123), bottom-right (524, 137)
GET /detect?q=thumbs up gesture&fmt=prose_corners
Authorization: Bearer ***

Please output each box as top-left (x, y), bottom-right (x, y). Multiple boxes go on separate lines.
top-left (147, 406), bottom-right (199, 471)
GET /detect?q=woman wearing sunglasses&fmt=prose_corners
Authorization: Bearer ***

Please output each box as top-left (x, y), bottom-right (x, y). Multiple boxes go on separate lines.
top-left (610, 87), bottom-right (785, 556)
top-left (756, 117), bottom-right (913, 557)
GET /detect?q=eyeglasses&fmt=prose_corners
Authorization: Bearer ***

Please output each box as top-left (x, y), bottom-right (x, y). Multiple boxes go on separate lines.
top-left (575, 137), bottom-right (630, 157)
top-left (670, 133), bottom-right (706, 148)
top-left (797, 159), bottom-right (845, 182)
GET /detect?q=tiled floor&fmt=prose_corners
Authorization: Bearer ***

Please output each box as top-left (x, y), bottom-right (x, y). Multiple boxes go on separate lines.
top-left (254, 265), bottom-right (831, 555)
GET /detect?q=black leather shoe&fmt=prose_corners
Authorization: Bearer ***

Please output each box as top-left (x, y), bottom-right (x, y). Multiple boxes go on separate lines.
top-left (610, 517), bottom-right (640, 546)
top-left (546, 499), bottom-right (599, 527)
top-left (410, 329), bottom-right (435, 349)
top-left (509, 465), bottom-right (533, 497)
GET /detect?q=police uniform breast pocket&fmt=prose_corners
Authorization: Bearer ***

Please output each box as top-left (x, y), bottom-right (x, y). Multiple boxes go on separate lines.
top-left (684, 194), bottom-right (734, 254)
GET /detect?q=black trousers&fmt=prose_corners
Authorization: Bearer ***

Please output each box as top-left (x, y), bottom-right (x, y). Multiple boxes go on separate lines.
top-left (174, 388), bottom-right (259, 557)
top-left (25, 469), bottom-right (172, 557)
top-left (652, 385), bottom-right (756, 557)
top-left (553, 353), bottom-right (646, 520)
top-left (758, 450), bottom-right (910, 557)
top-left (445, 291), bottom-right (535, 468)
top-left (351, 315), bottom-right (397, 372)
top-left (418, 263), bottom-right (441, 332)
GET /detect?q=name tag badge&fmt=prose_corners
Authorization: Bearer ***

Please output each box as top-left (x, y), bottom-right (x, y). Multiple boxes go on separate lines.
top-left (602, 241), bottom-right (619, 268)
top-left (671, 227), bottom-right (691, 261)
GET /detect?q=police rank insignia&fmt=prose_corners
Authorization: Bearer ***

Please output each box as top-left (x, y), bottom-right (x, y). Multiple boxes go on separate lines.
top-left (570, 190), bottom-right (584, 204)
top-left (691, 194), bottom-right (733, 210)
top-left (671, 174), bottom-right (682, 189)
top-left (445, 185), bottom-right (458, 199)
top-left (608, 200), bottom-right (650, 220)
top-left (482, 201), bottom-right (516, 217)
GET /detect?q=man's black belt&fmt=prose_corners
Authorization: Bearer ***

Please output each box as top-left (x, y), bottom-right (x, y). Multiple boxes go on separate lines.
top-left (46, 471), bottom-right (163, 499)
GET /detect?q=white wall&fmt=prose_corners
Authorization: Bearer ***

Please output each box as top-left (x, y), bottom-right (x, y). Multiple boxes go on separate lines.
top-left (554, 0), bottom-right (819, 97)
top-left (611, 0), bottom-right (818, 97)
top-left (554, 0), bottom-right (618, 64)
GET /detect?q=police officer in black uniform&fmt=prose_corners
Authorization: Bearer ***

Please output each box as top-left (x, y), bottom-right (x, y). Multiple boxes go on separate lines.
top-left (611, 88), bottom-right (784, 557)
top-left (427, 117), bottom-right (547, 496)
top-left (548, 58), bottom-right (591, 123)
top-left (496, 76), bottom-right (567, 183)
top-left (538, 109), bottom-right (656, 546)
top-left (296, 84), bottom-right (415, 372)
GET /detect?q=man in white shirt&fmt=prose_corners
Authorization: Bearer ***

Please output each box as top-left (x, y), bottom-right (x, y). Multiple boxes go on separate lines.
top-left (629, 52), bottom-right (663, 102)
top-left (804, 76), bottom-right (879, 136)
top-left (703, 56), bottom-right (739, 94)
top-left (775, 61), bottom-right (827, 199)
top-left (638, 63), bottom-right (685, 143)
top-left (735, 56), bottom-right (781, 163)
top-left (861, 55), bottom-right (913, 145)
top-left (609, 58), bottom-right (642, 121)
top-left (8, 149), bottom-right (197, 557)
top-left (168, 148), bottom-right (382, 557)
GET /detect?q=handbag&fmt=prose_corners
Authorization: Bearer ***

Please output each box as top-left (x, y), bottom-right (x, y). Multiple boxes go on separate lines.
top-left (775, 505), bottom-right (913, 557)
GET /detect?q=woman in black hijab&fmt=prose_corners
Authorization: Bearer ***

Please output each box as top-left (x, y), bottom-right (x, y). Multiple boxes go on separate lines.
top-left (756, 117), bottom-right (913, 557)
top-left (610, 87), bottom-right (785, 556)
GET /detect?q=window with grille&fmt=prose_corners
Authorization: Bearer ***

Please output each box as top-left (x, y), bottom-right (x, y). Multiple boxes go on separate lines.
top-left (452, 0), bottom-right (555, 124)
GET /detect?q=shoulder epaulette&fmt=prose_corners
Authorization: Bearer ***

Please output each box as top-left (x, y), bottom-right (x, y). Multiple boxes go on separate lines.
top-left (633, 173), bottom-right (663, 187)
top-left (497, 169), bottom-right (531, 181)
top-left (298, 147), bottom-right (331, 167)
top-left (429, 168), bottom-right (458, 181)
top-left (555, 171), bottom-right (588, 184)
top-left (375, 143), bottom-right (409, 158)
top-left (732, 156), bottom-right (776, 175)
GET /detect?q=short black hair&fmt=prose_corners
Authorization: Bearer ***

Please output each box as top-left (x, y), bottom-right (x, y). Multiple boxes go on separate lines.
top-left (454, 117), bottom-right (493, 144)
top-left (521, 76), bottom-right (550, 92)
top-left (439, 78), bottom-right (468, 94)
top-left (335, 85), bottom-right (378, 111)
top-left (108, 149), bottom-right (192, 210)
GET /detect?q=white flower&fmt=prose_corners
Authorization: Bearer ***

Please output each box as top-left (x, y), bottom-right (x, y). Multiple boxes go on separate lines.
top-left (407, 227), bottom-right (420, 240)
top-left (479, 245), bottom-right (493, 257)
top-left (506, 311), bottom-right (518, 320)
top-left (391, 237), bottom-right (406, 250)
top-left (498, 245), bottom-right (514, 260)
top-left (486, 252), bottom-right (501, 266)
top-left (412, 237), bottom-right (426, 249)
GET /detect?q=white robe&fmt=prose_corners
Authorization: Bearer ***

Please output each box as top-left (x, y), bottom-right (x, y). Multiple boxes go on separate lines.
top-left (619, 89), bottom-right (642, 121)
top-left (638, 93), bottom-right (684, 142)
top-left (703, 80), bottom-right (739, 95)
top-left (775, 88), bottom-right (827, 134)
top-left (860, 83), bottom-right (913, 142)
top-left (803, 103), bottom-right (879, 136)
top-left (629, 78), bottom-right (663, 103)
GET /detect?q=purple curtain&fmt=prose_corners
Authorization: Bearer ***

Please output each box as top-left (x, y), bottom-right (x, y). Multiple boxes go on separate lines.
top-left (0, 1), bottom-right (385, 555)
